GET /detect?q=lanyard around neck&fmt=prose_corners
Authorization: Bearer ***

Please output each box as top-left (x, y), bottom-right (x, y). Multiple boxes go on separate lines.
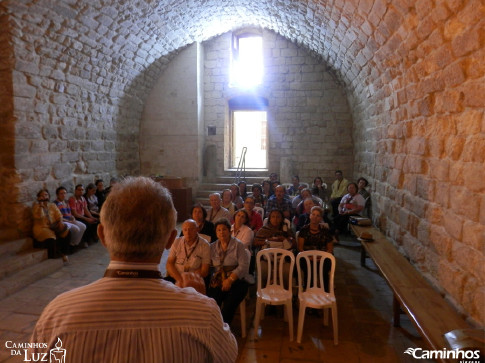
top-left (104, 269), bottom-right (162, 279)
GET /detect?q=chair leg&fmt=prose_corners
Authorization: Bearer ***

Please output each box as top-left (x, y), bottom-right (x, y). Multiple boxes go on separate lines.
top-left (332, 304), bottom-right (338, 345)
top-left (253, 299), bottom-right (263, 334)
top-left (323, 307), bottom-right (329, 326)
top-left (286, 301), bottom-right (293, 341)
top-left (296, 303), bottom-right (306, 343)
top-left (240, 299), bottom-right (246, 338)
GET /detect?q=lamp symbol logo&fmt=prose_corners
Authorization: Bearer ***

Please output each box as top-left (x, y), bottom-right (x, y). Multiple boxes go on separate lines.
top-left (49, 338), bottom-right (66, 363)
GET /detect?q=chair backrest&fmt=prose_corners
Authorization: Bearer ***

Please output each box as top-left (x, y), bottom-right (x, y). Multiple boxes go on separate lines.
top-left (296, 250), bottom-right (336, 294)
top-left (256, 248), bottom-right (295, 291)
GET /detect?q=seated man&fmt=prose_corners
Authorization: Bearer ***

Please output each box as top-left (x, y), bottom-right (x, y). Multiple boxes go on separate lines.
top-left (206, 193), bottom-right (232, 223)
top-left (330, 170), bottom-right (349, 218)
top-left (68, 184), bottom-right (99, 243)
top-left (54, 186), bottom-right (87, 248)
top-left (286, 175), bottom-right (302, 196)
top-left (31, 177), bottom-right (237, 362)
top-left (266, 185), bottom-right (293, 220)
top-left (165, 219), bottom-right (210, 286)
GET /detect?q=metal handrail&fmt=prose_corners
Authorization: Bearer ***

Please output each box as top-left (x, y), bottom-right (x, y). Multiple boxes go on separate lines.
top-left (235, 147), bottom-right (247, 183)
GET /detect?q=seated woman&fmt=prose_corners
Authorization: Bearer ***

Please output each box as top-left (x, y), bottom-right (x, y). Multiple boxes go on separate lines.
top-left (32, 189), bottom-right (69, 263)
top-left (54, 186), bottom-right (87, 248)
top-left (254, 209), bottom-right (295, 288)
top-left (295, 198), bottom-right (317, 231)
top-left (261, 179), bottom-right (272, 201)
top-left (166, 219), bottom-right (210, 286)
top-left (249, 183), bottom-right (266, 209)
top-left (232, 209), bottom-right (255, 283)
top-left (243, 196), bottom-right (263, 232)
top-left (187, 204), bottom-right (216, 243)
top-left (333, 182), bottom-right (366, 239)
top-left (357, 177), bottom-right (371, 217)
top-left (207, 219), bottom-right (249, 325)
top-left (231, 209), bottom-right (254, 250)
top-left (221, 189), bottom-right (236, 217)
top-left (312, 176), bottom-right (327, 201)
top-left (84, 183), bottom-right (100, 218)
top-left (229, 184), bottom-right (244, 209)
top-left (297, 206), bottom-right (335, 291)
top-left (294, 188), bottom-right (322, 214)
top-left (238, 180), bottom-right (248, 200)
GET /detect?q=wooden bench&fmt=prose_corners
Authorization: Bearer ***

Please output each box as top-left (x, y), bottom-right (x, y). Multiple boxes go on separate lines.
top-left (349, 224), bottom-right (471, 359)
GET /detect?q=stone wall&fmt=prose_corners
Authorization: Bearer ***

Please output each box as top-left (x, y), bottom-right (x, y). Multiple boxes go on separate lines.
top-left (203, 30), bottom-right (354, 185)
top-left (3, 1), bottom-right (174, 234)
top-left (140, 43), bottom-right (203, 188)
top-left (348, 1), bottom-right (485, 325)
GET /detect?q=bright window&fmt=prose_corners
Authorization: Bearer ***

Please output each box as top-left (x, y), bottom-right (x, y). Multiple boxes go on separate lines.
top-left (230, 34), bottom-right (263, 88)
top-left (232, 111), bottom-right (267, 169)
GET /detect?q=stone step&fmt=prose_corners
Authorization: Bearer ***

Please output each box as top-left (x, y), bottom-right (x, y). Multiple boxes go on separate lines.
top-left (0, 258), bottom-right (63, 300)
top-left (0, 228), bottom-right (21, 243)
top-left (0, 249), bottom-right (47, 280)
top-left (0, 238), bottom-right (33, 258)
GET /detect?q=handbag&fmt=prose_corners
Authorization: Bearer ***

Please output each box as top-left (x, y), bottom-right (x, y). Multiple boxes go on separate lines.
top-left (209, 265), bottom-right (237, 288)
top-left (51, 220), bottom-right (69, 238)
top-left (349, 216), bottom-right (372, 226)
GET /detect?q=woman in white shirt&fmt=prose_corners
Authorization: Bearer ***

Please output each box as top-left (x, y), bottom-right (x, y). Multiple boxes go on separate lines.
top-left (231, 209), bottom-right (254, 249)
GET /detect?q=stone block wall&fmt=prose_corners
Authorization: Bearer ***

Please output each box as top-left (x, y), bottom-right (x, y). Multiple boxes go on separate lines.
top-left (140, 43), bottom-right (203, 188)
top-left (3, 1), bottom-right (175, 234)
top-left (348, 1), bottom-right (485, 325)
top-left (203, 30), bottom-right (354, 186)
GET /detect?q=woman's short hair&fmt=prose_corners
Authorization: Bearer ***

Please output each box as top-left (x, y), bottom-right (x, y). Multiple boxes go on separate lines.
top-left (310, 205), bottom-right (324, 217)
top-left (100, 177), bottom-right (176, 260)
top-left (191, 203), bottom-right (207, 220)
top-left (267, 209), bottom-right (285, 227)
top-left (86, 183), bottom-right (96, 192)
top-left (357, 177), bottom-right (369, 187)
top-left (251, 183), bottom-right (262, 193)
top-left (347, 182), bottom-right (358, 191)
top-left (36, 189), bottom-right (50, 198)
top-left (235, 209), bottom-right (250, 226)
top-left (214, 218), bottom-right (231, 231)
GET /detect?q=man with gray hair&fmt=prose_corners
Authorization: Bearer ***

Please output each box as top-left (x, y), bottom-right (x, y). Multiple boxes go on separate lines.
top-left (206, 192), bottom-right (232, 223)
top-left (165, 219), bottom-right (210, 285)
top-left (31, 177), bottom-right (237, 362)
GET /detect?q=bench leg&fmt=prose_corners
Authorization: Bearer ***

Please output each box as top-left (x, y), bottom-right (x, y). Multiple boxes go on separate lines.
top-left (393, 295), bottom-right (401, 327)
top-left (360, 247), bottom-right (366, 266)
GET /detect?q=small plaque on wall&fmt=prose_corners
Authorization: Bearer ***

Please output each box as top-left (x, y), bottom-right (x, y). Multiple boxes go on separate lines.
top-left (208, 126), bottom-right (216, 135)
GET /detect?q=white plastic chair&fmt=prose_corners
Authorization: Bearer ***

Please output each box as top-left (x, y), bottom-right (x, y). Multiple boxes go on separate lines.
top-left (253, 248), bottom-right (295, 341)
top-left (239, 296), bottom-right (247, 338)
top-left (296, 250), bottom-right (338, 344)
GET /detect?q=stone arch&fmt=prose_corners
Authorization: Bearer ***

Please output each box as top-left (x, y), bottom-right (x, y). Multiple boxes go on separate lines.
top-left (1, 0), bottom-right (483, 324)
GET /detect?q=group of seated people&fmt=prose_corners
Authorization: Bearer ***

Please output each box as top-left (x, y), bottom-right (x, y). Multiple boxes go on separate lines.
top-left (163, 171), bottom-right (371, 326)
top-left (31, 178), bottom-right (118, 263)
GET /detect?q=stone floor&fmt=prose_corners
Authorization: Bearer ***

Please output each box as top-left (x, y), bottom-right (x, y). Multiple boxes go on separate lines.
top-left (0, 234), bottom-right (432, 363)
